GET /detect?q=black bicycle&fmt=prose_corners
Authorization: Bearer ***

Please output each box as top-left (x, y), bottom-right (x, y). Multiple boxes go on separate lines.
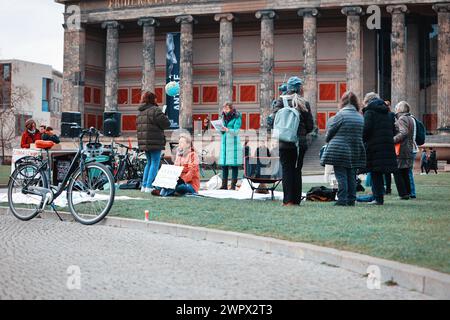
top-left (8, 126), bottom-right (115, 225)
top-left (111, 142), bottom-right (145, 182)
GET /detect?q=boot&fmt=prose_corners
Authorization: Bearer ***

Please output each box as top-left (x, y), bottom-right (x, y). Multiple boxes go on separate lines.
top-left (230, 179), bottom-right (238, 191)
top-left (220, 178), bottom-right (228, 190)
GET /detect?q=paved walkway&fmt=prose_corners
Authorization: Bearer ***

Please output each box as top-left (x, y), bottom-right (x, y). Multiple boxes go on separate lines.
top-left (0, 215), bottom-right (432, 300)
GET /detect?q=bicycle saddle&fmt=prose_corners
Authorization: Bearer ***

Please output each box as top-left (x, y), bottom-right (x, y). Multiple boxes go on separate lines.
top-left (35, 140), bottom-right (55, 150)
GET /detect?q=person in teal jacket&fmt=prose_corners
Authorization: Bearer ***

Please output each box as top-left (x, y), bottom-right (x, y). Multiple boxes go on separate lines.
top-left (219, 102), bottom-right (243, 190)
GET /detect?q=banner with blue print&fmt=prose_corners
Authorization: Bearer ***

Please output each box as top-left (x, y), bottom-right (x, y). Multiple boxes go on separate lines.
top-left (166, 32), bottom-right (181, 129)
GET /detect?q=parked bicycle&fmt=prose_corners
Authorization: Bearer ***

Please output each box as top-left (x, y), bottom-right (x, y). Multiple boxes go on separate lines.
top-left (8, 126), bottom-right (115, 225)
top-left (110, 142), bottom-right (145, 182)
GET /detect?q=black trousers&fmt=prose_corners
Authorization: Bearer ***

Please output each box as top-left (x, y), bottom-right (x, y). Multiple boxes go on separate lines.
top-left (371, 172), bottom-right (386, 204)
top-left (279, 146), bottom-right (306, 205)
top-left (394, 168), bottom-right (411, 197)
top-left (384, 173), bottom-right (392, 192)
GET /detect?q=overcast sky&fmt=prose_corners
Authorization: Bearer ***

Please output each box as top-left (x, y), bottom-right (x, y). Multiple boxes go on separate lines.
top-left (0, 0), bottom-right (65, 71)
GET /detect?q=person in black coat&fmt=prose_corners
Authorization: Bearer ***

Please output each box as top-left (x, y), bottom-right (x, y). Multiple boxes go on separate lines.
top-left (362, 92), bottom-right (398, 205)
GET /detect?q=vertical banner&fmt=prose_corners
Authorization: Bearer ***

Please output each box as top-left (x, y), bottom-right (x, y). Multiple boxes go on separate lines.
top-left (166, 32), bottom-right (181, 129)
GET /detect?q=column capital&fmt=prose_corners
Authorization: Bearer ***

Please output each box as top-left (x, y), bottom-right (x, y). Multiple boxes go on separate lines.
top-left (255, 10), bottom-right (276, 20)
top-left (101, 20), bottom-right (123, 30)
top-left (175, 15), bottom-right (196, 24)
top-left (433, 3), bottom-right (450, 13)
top-left (298, 8), bottom-right (319, 18)
top-left (386, 5), bottom-right (408, 15)
top-left (138, 17), bottom-right (160, 27)
top-left (341, 6), bottom-right (364, 16)
top-left (214, 13), bottom-right (235, 22)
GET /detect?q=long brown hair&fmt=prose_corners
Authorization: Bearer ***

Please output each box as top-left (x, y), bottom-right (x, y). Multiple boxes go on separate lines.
top-left (140, 91), bottom-right (158, 106)
top-left (340, 91), bottom-right (360, 111)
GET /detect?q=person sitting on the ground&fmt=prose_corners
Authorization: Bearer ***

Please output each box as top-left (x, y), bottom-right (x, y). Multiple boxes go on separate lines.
top-left (41, 126), bottom-right (60, 144)
top-left (152, 135), bottom-right (200, 197)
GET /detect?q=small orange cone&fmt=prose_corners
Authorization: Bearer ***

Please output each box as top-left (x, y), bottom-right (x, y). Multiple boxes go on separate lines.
top-left (145, 210), bottom-right (149, 222)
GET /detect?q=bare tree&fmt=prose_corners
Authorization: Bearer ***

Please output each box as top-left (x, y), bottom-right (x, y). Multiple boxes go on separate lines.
top-left (0, 77), bottom-right (33, 163)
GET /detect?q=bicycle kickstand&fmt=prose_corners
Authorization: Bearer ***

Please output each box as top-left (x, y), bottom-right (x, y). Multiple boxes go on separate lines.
top-left (50, 204), bottom-right (64, 222)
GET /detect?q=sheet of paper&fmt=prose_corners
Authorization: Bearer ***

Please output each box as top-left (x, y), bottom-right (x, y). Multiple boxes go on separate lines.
top-left (211, 119), bottom-right (225, 132)
top-left (152, 164), bottom-right (184, 190)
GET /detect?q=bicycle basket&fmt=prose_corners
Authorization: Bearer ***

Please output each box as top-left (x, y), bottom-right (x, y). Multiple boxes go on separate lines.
top-left (84, 142), bottom-right (104, 158)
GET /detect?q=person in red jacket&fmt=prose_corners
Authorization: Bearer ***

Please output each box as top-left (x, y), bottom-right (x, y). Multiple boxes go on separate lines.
top-left (20, 119), bottom-right (42, 149)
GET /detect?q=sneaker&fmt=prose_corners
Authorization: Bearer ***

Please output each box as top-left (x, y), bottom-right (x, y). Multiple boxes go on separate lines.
top-left (144, 187), bottom-right (153, 193)
top-left (141, 186), bottom-right (146, 193)
top-left (410, 195), bottom-right (416, 199)
top-left (368, 200), bottom-right (383, 205)
top-left (400, 195), bottom-right (410, 200)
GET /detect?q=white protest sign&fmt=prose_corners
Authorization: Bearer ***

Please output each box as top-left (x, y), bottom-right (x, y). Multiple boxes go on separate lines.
top-left (11, 149), bottom-right (40, 174)
top-left (211, 119), bottom-right (225, 132)
top-left (152, 164), bottom-right (184, 190)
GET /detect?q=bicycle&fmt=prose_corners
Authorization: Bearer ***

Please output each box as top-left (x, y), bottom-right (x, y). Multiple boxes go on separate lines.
top-left (8, 126), bottom-right (115, 225)
top-left (111, 142), bottom-right (145, 182)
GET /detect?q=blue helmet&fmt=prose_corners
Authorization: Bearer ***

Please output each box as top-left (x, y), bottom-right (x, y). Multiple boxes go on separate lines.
top-left (278, 83), bottom-right (288, 94)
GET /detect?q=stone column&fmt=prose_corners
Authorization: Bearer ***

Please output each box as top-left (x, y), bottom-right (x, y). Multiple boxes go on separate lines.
top-left (214, 13), bottom-right (234, 113)
top-left (138, 17), bottom-right (159, 93)
top-left (387, 5), bottom-right (408, 108)
top-left (102, 21), bottom-right (121, 112)
top-left (298, 8), bottom-right (319, 121)
top-left (256, 10), bottom-right (276, 130)
top-left (406, 22), bottom-right (420, 118)
top-left (175, 15), bottom-right (195, 131)
top-left (342, 6), bottom-right (363, 100)
top-left (62, 19), bottom-right (86, 114)
top-left (433, 3), bottom-right (450, 132)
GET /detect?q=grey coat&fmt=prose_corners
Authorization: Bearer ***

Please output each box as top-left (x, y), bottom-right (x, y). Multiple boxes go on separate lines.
top-left (320, 105), bottom-right (366, 169)
top-left (393, 112), bottom-right (415, 169)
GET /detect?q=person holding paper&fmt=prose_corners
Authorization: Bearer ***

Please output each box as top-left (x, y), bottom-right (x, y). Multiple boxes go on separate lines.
top-left (152, 135), bottom-right (200, 197)
top-left (219, 102), bottom-right (243, 190)
top-left (137, 91), bottom-right (171, 193)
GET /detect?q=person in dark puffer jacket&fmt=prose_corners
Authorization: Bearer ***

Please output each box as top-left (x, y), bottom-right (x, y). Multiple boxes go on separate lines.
top-left (362, 92), bottom-right (398, 205)
top-left (321, 91), bottom-right (366, 206)
top-left (136, 91), bottom-right (171, 192)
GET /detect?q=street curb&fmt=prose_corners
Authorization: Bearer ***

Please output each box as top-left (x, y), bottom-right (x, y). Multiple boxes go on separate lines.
top-left (1, 207), bottom-right (448, 299)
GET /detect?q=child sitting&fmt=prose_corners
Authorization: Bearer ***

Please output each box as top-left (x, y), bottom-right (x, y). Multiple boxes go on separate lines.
top-left (41, 127), bottom-right (60, 144)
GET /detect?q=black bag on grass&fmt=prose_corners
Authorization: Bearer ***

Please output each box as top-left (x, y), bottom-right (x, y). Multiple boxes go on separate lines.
top-left (306, 186), bottom-right (337, 202)
top-left (119, 179), bottom-right (141, 190)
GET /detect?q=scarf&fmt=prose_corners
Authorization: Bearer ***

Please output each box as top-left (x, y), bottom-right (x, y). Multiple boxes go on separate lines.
top-left (222, 109), bottom-right (238, 126)
top-left (27, 129), bottom-right (37, 135)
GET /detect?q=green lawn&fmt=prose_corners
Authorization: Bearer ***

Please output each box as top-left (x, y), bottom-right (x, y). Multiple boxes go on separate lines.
top-left (110, 173), bottom-right (450, 274)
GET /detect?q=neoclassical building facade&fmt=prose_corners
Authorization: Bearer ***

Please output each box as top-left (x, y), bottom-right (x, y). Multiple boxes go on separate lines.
top-left (57, 0), bottom-right (450, 134)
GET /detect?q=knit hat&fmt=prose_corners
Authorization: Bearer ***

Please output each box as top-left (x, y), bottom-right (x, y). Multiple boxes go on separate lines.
top-left (278, 83), bottom-right (288, 94)
top-left (287, 76), bottom-right (303, 93)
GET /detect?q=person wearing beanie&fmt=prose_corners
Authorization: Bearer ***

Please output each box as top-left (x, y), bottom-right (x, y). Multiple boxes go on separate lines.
top-left (269, 76), bottom-right (314, 206)
top-left (20, 119), bottom-right (42, 149)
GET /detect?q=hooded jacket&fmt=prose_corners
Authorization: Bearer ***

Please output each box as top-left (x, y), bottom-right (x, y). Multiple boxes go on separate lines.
top-left (136, 104), bottom-right (171, 151)
top-left (362, 98), bottom-right (398, 173)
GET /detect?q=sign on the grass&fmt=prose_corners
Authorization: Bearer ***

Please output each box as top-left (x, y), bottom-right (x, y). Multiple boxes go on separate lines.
top-left (152, 164), bottom-right (183, 190)
top-left (10, 149), bottom-right (40, 174)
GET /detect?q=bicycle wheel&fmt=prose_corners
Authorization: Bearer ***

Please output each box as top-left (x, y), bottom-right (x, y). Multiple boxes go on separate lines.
top-left (8, 164), bottom-right (48, 221)
top-left (67, 162), bottom-right (115, 225)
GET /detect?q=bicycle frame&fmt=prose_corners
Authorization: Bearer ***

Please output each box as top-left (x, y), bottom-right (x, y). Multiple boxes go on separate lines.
top-left (20, 129), bottom-right (95, 202)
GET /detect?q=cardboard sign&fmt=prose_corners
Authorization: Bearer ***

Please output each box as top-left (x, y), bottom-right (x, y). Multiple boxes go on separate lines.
top-left (152, 164), bottom-right (183, 190)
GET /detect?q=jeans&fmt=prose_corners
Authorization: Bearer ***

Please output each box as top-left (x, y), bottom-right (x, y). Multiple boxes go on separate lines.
top-left (334, 166), bottom-right (357, 205)
top-left (371, 172), bottom-right (386, 204)
top-left (279, 145), bottom-right (306, 205)
top-left (409, 152), bottom-right (417, 197)
top-left (222, 166), bottom-right (239, 180)
top-left (394, 168), bottom-right (411, 197)
top-left (142, 150), bottom-right (161, 188)
top-left (160, 183), bottom-right (196, 197)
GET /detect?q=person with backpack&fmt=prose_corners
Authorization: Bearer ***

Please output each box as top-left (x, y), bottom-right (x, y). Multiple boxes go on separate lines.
top-left (137, 91), bottom-right (171, 193)
top-left (362, 93), bottom-right (398, 205)
top-left (393, 101), bottom-right (416, 200)
top-left (320, 91), bottom-right (366, 206)
top-left (270, 76), bottom-right (314, 206)
top-left (219, 102), bottom-right (243, 190)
